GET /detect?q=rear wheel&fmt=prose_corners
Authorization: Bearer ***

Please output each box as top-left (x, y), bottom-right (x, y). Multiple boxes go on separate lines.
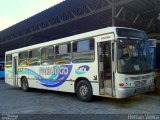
top-left (76, 80), bottom-right (93, 102)
top-left (21, 77), bottom-right (29, 92)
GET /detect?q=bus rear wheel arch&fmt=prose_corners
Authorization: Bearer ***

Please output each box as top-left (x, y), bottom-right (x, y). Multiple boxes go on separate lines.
top-left (21, 77), bottom-right (29, 92)
top-left (75, 78), bottom-right (93, 102)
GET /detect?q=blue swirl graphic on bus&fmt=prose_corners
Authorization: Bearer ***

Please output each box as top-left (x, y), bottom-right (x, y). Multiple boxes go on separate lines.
top-left (75, 65), bottom-right (90, 75)
top-left (19, 65), bottom-right (72, 87)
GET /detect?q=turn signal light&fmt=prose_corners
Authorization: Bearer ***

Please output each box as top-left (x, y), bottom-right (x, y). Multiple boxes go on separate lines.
top-left (119, 83), bottom-right (124, 87)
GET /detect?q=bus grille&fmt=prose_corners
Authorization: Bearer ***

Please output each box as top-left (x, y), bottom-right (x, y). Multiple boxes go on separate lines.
top-left (142, 75), bottom-right (150, 79)
top-left (130, 76), bottom-right (141, 81)
top-left (129, 75), bottom-right (151, 87)
top-left (134, 81), bottom-right (141, 87)
top-left (141, 80), bottom-right (147, 86)
top-left (134, 80), bottom-right (147, 87)
top-left (129, 75), bottom-right (151, 81)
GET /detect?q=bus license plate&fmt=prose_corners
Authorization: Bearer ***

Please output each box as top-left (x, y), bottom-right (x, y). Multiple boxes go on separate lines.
top-left (136, 87), bottom-right (147, 93)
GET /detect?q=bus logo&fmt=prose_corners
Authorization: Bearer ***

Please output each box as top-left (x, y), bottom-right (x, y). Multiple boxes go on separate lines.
top-left (18, 65), bottom-right (73, 88)
top-left (75, 65), bottom-right (90, 75)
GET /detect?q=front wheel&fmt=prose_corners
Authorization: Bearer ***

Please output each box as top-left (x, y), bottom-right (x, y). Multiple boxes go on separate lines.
top-left (155, 79), bottom-right (160, 94)
top-left (76, 80), bottom-right (93, 102)
top-left (21, 77), bottom-right (29, 92)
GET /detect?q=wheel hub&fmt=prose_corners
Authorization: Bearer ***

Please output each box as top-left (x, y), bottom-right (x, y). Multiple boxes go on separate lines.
top-left (23, 80), bottom-right (27, 89)
top-left (79, 84), bottom-right (88, 97)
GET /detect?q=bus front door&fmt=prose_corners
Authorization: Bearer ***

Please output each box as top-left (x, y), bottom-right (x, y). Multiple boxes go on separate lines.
top-left (12, 55), bottom-right (18, 86)
top-left (98, 41), bottom-right (115, 97)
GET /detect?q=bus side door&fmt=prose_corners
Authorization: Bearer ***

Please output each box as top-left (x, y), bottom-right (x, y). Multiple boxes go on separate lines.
top-left (98, 41), bottom-right (115, 97)
top-left (12, 54), bottom-right (18, 86)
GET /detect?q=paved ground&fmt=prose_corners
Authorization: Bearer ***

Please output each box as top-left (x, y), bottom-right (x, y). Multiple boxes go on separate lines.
top-left (0, 80), bottom-right (160, 119)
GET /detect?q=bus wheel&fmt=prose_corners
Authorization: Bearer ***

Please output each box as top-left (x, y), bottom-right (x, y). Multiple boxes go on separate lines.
top-left (76, 80), bottom-right (93, 102)
top-left (21, 77), bottom-right (29, 92)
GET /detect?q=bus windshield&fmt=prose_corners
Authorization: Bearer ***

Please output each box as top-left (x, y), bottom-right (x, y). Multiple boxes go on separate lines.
top-left (148, 39), bottom-right (160, 69)
top-left (117, 38), bottom-right (153, 74)
top-left (116, 28), bottom-right (147, 39)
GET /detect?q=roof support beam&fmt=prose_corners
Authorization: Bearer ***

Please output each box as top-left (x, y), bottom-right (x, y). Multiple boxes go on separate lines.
top-left (148, 19), bottom-right (154, 29)
top-left (115, 7), bottom-right (124, 18)
top-left (106, 0), bottom-right (112, 5)
top-left (133, 14), bottom-right (140, 23)
top-left (158, 13), bottom-right (160, 20)
top-left (112, 0), bottom-right (116, 26)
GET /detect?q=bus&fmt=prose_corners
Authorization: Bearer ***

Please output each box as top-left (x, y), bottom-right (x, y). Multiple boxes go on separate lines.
top-left (5, 27), bottom-right (155, 101)
top-left (0, 61), bottom-right (4, 79)
top-left (148, 39), bottom-right (160, 93)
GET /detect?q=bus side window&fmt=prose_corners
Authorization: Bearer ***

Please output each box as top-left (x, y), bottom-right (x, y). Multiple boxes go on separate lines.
top-left (6, 55), bottom-right (12, 68)
top-left (29, 49), bottom-right (40, 66)
top-left (72, 39), bottom-right (95, 63)
top-left (55, 43), bottom-right (71, 64)
top-left (19, 51), bottom-right (28, 67)
top-left (41, 46), bottom-right (54, 65)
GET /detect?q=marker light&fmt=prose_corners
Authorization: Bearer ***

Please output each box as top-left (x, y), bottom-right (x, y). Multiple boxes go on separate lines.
top-left (119, 83), bottom-right (125, 87)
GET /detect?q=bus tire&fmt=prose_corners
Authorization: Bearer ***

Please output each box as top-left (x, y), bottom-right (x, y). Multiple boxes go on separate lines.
top-left (21, 77), bottom-right (29, 92)
top-left (155, 79), bottom-right (160, 94)
top-left (76, 80), bottom-right (93, 102)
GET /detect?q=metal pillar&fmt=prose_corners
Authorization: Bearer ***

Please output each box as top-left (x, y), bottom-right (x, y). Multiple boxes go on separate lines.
top-left (112, 0), bottom-right (116, 26)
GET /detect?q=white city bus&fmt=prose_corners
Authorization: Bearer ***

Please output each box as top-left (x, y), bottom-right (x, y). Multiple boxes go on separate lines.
top-left (148, 39), bottom-right (160, 92)
top-left (5, 27), bottom-right (155, 101)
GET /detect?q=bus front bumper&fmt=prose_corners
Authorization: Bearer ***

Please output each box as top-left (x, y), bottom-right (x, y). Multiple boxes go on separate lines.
top-left (116, 83), bottom-right (155, 98)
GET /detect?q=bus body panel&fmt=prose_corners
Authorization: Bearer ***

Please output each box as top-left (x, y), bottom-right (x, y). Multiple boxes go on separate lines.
top-left (17, 62), bottom-right (100, 95)
top-left (0, 61), bottom-right (4, 79)
top-left (115, 73), bottom-right (154, 98)
top-left (5, 67), bottom-right (14, 85)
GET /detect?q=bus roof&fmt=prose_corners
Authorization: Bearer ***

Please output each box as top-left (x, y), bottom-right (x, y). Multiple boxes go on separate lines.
top-left (5, 27), bottom-right (144, 55)
top-left (149, 39), bottom-right (160, 43)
